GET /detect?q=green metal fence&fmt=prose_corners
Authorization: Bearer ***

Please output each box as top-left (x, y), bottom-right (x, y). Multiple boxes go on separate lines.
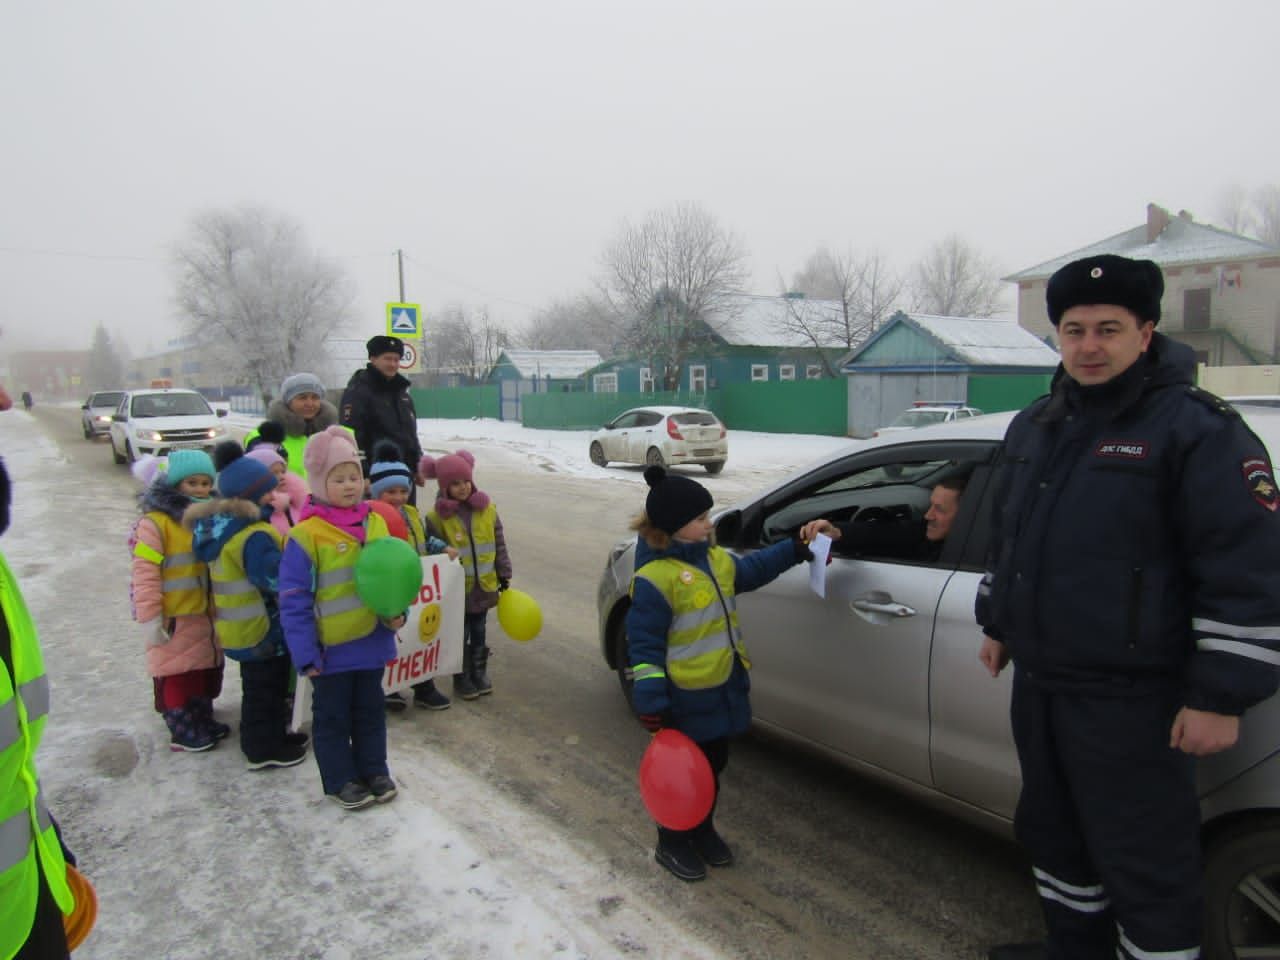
top-left (409, 386), bottom-right (500, 420)
top-left (966, 374), bottom-right (1053, 414)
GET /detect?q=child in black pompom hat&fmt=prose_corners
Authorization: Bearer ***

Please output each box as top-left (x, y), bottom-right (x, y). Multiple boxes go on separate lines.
top-left (626, 465), bottom-right (813, 882)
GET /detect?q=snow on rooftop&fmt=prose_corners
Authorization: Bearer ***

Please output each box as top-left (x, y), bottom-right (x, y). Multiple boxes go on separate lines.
top-left (848, 313), bottom-right (1060, 369)
top-left (1007, 217), bottom-right (1280, 281)
top-left (705, 294), bottom-right (854, 349)
top-left (500, 349), bottom-right (603, 379)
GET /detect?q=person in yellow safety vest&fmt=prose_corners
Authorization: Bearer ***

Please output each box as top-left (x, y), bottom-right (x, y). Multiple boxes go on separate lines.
top-left (280, 426), bottom-right (402, 811)
top-left (186, 444), bottom-right (310, 772)
top-left (0, 446), bottom-right (75, 960)
top-left (625, 465), bottom-right (814, 883)
top-left (421, 449), bottom-right (512, 702)
top-left (128, 449), bottom-right (226, 753)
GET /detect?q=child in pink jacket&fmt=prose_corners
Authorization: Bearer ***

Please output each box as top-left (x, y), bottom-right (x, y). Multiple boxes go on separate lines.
top-left (246, 446), bottom-right (308, 537)
top-left (129, 450), bottom-right (226, 752)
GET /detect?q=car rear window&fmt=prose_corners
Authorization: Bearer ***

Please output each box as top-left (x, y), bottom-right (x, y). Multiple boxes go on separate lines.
top-left (671, 412), bottom-right (720, 426)
top-left (890, 410), bottom-right (950, 428)
top-left (92, 392), bottom-right (125, 407)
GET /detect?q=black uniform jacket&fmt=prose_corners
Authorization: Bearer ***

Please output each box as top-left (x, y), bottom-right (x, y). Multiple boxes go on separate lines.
top-left (977, 334), bottom-right (1280, 715)
top-left (338, 365), bottom-right (422, 475)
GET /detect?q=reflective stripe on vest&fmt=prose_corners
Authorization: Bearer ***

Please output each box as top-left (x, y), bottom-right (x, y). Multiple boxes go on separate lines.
top-left (287, 512), bottom-right (390, 646)
top-left (0, 551), bottom-right (73, 953)
top-left (429, 505), bottom-right (499, 591)
top-left (145, 512), bottom-right (208, 616)
top-left (403, 504), bottom-right (428, 555)
top-left (209, 522), bottom-right (282, 649)
top-left (633, 549), bottom-right (744, 690)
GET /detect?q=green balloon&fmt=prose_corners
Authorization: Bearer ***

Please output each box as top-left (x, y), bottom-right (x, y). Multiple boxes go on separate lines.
top-left (354, 537), bottom-right (424, 617)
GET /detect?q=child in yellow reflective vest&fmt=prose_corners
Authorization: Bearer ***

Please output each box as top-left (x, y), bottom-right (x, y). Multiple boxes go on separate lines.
top-left (626, 465), bottom-right (813, 882)
top-left (368, 442), bottom-right (457, 712)
top-left (280, 426), bottom-right (401, 811)
top-left (186, 443), bottom-right (309, 771)
top-left (128, 449), bottom-right (226, 753)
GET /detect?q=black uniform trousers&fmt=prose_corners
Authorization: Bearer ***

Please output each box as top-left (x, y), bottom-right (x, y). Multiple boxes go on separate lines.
top-left (1011, 669), bottom-right (1202, 959)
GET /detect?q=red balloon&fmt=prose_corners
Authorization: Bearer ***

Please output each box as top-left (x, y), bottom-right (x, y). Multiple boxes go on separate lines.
top-left (367, 500), bottom-right (409, 542)
top-left (638, 729), bottom-right (714, 831)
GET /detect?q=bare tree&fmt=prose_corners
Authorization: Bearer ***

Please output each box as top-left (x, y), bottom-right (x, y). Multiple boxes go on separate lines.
top-left (910, 235), bottom-right (1005, 317)
top-left (520, 293), bottom-right (615, 355)
top-left (1216, 183), bottom-right (1256, 236)
top-left (599, 203), bottom-right (749, 390)
top-left (173, 207), bottom-right (352, 404)
top-left (787, 247), bottom-right (904, 371)
top-left (1255, 184), bottom-right (1280, 247)
top-left (425, 303), bottom-right (510, 384)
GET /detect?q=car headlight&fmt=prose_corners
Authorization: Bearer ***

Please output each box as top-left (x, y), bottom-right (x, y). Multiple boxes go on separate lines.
top-left (139, 430), bottom-right (163, 442)
top-left (207, 426), bottom-right (226, 438)
top-left (95, 415), bottom-right (111, 422)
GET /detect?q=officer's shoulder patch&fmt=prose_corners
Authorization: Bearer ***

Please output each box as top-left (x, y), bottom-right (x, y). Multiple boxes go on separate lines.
top-left (1185, 385), bottom-right (1240, 418)
top-left (1243, 456), bottom-right (1279, 512)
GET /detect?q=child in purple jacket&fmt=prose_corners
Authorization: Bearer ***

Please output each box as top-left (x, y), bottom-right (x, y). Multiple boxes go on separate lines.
top-left (279, 426), bottom-right (403, 811)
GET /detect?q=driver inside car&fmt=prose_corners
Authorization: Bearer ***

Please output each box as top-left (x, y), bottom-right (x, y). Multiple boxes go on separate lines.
top-left (798, 468), bottom-right (970, 563)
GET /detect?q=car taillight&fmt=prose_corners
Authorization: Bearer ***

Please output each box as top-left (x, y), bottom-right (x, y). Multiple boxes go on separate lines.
top-left (666, 419), bottom-right (684, 440)
top-left (718, 424), bottom-right (726, 439)
top-left (872, 430), bottom-right (880, 437)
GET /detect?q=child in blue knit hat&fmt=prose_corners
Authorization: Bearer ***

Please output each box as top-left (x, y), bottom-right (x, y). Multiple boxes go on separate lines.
top-left (186, 442), bottom-right (309, 770)
top-left (369, 442), bottom-right (457, 712)
top-left (128, 448), bottom-right (225, 752)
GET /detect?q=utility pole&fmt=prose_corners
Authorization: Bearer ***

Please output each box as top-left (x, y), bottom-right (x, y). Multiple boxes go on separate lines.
top-left (396, 249), bottom-right (406, 302)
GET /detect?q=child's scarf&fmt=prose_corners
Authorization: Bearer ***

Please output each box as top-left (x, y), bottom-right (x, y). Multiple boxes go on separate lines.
top-left (300, 497), bottom-right (372, 543)
top-left (433, 486), bottom-right (490, 519)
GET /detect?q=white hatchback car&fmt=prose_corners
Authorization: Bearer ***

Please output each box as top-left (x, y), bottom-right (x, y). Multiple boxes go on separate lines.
top-left (589, 406), bottom-right (728, 474)
top-left (108, 388), bottom-right (228, 464)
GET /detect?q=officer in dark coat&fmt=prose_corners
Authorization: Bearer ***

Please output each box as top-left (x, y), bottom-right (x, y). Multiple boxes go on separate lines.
top-left (338, 335), bottom-right (424, 491)
top-left (976, 254), bottom-right (1280, 960)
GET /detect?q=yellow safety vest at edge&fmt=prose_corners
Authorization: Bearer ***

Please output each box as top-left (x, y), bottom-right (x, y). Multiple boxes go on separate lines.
top-left (134, 511), bottom-right (208, 617)
top-left (429, 505), bottom-right (499, 592)
top-left (210, 522), bottom-right (283, 650)
top-left (287, 512), bottom-right (390, 647)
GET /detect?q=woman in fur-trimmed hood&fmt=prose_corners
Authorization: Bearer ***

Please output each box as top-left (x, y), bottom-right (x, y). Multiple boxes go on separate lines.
top-left (241, 371), bottom-right (341, 483)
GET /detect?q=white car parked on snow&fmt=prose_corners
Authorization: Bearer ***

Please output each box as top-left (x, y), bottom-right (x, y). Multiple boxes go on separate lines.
top-left (588, 405), bottom-right (728, 474)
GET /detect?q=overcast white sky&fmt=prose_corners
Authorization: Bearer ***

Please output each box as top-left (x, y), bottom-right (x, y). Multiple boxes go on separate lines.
top-left (2, 0), bottom-right (1277, 357)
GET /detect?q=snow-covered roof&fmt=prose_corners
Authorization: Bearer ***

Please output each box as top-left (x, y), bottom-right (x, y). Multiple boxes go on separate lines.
top-left (1007, 217), bottom-right (1280, 281)
top-left (703, 294), bottom-right (854, 349)
top-left (499, 349), bottom-right (603, 379)
top-left (845, 313), bottom-right (1060, 369)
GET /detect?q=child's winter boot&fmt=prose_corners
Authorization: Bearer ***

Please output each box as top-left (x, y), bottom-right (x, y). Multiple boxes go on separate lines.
top-left (164, 707), bottom-right (216, 753)
top-left (470, 644), bottom-right (492, 696)
top-left (655, 827), bottom-right (705, 882)
top-left (453, 644), bottom-right (479, 700)
top-left (191, 696), bottom-right (231, 740)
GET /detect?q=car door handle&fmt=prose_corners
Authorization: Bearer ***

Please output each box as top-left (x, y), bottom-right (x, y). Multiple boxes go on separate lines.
top-left (850, 596), bottom-right (917, 618)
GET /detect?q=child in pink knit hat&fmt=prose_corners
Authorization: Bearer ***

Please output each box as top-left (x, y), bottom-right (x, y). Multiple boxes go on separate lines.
top-left (246, 445), bottom-right (308, 537)
top-left (420, 449), bottom-right (513, 700)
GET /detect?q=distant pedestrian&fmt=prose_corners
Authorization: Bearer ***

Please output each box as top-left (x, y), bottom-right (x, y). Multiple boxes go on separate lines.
top-left (370, 441), bottom-right (456, 712)
top-left (279, 426), bottom-right (401, 810)
top-left (20, 390), bottom-right (32, 410)
top-left (128, 449), bottom-right (227, 752)
top-left (340, 336), bottom-right (423, 499)
top-left (421, 449), bottom-right (509, 701)
top-left (626, 466), bottom-right (813, 881)
top-left (187, 442), bottom-right (309, 771)
top-left (242, 372), bottom-right (341, 482)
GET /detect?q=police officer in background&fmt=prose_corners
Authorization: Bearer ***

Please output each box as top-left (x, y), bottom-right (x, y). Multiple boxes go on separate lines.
top-left (339, 335), bottom-right (424, 499)
top-left (976, 254), bottom-right (1280, 959)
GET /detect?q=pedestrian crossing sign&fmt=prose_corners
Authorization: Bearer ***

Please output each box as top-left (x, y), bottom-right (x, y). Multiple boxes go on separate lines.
top-left (386, 302), bottom-right (422, 338)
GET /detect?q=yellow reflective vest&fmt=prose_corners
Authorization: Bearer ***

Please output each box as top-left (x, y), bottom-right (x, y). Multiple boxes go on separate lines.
top-left (288, 512), bottom-right (390, 647)
top-left (133, 511), bottom-right (208, 617)
top-left (0, 551), bottom-right (72, 958)
top-left (209, 522), bottom-right (282, 650)
top-left (632, 548), bottom-right (746, 690)
top-left (402, 504), bottom-right (429, 556)
top-left (429, 505), bottom-right (499, 592)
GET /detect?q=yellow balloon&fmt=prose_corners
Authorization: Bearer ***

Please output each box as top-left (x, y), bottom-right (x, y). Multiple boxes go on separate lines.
top-left (497, 588), bottom-right (542, 642)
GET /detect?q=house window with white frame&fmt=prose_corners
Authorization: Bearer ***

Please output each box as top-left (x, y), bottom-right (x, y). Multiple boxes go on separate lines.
top-left (751, 364), bottom-right (769, 382)
top-left (639, 367), bottom-right (654, 392)
top-left (779, 364), bottom-right (796, 381)
top-left (689, 365), bottom-right (707, 394)
top-left (806, 364), bottom-right (823, 379)
top-left (593, 372), bottom-right (618, 393)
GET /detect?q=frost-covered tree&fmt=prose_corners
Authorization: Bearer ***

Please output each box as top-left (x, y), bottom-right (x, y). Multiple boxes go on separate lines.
top-left (787, 247), bottom-right (904, 370)
top-left (910, 235), bottom-right (1004, 318)
top-left (173, 207), bottom-right (352, 404)
top-left (423, 303), bottom-right (509, 384)
top-left (519, 294), bottom-right (614, 355)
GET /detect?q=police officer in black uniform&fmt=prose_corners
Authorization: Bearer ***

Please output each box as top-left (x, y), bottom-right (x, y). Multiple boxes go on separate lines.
top-left (977, 254), bottom-right (1280, 960)
top-left (338, 335), bottom-right (424, 498)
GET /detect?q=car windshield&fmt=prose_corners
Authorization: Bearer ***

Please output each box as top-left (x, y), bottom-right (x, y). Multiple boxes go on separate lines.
top-left (91, 392), bottom-right (125, 407)
top-left (671, 412), bottom-right (719, 426)
top-left (889, 409), bottom-right (950, 428)
top-left (130, 393), bottom-right (212, 418)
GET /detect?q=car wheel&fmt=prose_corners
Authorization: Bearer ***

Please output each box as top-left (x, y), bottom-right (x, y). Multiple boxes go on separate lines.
top-left (125, 441), bottom-right (137, 464)
top-left (608, 610), bottom-right (633, 702)
top-left (82, 421), bottom-right (93, 439)
top-left (111, 437), bottom-right (126, 465)
top-left (589, 442), bottom-right (607, 467)
top-left (1204, 817), bottom-right (1280, 957)
top-left (704, 461), bottom-right (725, 475)
top-left (645, 447), bottom-right (665, 468)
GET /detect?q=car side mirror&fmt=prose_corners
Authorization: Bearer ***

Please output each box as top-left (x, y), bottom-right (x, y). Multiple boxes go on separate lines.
top-left (112, 413), bottom-right (126, 422)
top-left (714, 509), bottom-right (743, 549)
top-left (81, 404), bottom-right (89, 410)
top-left (216, 409), bottom-right (228, 418)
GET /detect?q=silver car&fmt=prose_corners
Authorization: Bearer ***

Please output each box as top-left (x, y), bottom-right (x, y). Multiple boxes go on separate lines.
top-left (597, 411), bottom-right (1280, 957)
top-left (80, 390), bottom-right (125, 438)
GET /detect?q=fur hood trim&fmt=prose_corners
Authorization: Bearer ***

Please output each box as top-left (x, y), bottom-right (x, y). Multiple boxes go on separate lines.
top-left (183, 497), bottom-right (265, 529)
top-left (266, 397), bottom-right (340, 438)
